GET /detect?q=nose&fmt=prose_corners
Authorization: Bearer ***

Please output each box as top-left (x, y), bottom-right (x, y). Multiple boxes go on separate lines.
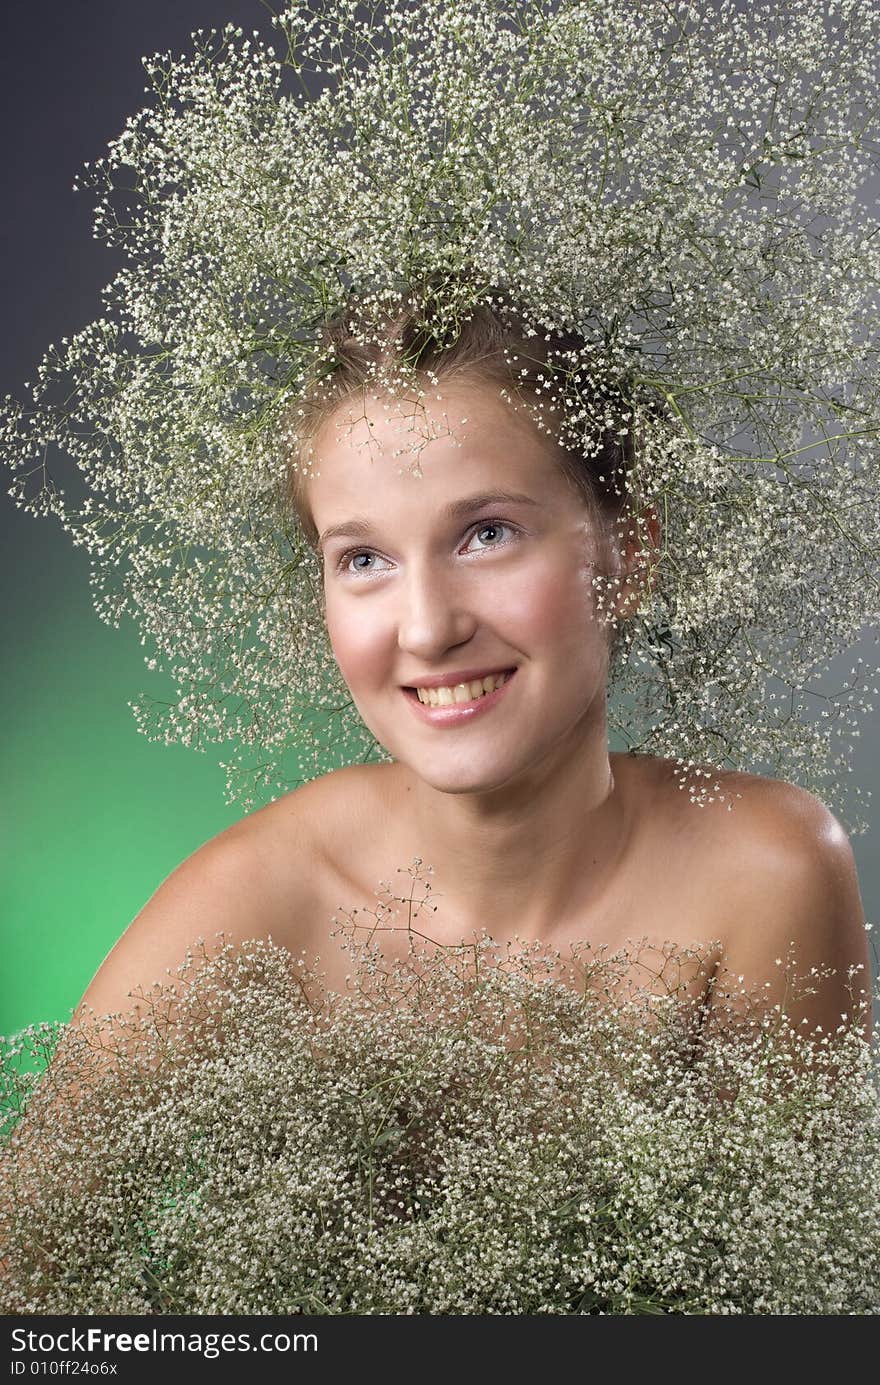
top-left (395, 558), bottom-right (477, 662)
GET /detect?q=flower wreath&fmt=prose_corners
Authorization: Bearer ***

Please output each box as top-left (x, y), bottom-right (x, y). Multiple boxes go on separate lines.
top-left (3, 0), bottom-right (880, 826)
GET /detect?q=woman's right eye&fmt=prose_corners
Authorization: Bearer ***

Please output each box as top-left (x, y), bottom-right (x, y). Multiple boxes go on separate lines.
top-left (335, 548), bottom-right (388, 575)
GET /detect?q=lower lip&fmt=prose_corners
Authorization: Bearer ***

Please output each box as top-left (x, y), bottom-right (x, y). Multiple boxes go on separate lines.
top-left (402, 670), bottom-right (518, 726)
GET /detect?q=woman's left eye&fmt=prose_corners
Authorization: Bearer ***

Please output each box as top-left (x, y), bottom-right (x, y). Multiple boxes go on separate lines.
top-left (464, 520), bottom-right (516, 552)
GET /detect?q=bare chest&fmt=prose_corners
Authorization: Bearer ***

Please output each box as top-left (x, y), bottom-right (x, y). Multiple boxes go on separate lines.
top-left (283, 761), bottom-right (727, 1014)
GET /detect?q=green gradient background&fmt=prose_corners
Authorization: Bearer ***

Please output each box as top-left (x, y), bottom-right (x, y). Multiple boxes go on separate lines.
top-left (0, 512), bottom-right (241, 1036)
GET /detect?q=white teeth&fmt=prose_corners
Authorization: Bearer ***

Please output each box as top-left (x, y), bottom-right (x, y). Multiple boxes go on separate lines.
top-left (415, 671), bottom-right (512, 707)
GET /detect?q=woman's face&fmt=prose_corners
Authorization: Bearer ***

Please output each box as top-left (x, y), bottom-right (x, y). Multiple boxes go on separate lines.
top-left (306, 381), bottom-right (618, 795)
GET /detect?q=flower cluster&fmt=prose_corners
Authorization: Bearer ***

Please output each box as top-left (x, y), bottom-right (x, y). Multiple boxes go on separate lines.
top-left (2, 0), bottom-right (880, 823)
top-left (1, 862), bottom-right (878, 1315)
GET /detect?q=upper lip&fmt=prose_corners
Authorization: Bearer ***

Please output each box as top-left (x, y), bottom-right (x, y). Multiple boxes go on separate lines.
top-left (402, 666), bottom-right (517, 690)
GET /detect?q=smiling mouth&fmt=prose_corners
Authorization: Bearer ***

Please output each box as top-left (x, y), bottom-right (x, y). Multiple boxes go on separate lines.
top-left (404, 668), bottom-right (517, 707)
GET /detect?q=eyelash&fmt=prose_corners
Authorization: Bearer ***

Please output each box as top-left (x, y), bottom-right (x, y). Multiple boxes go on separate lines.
top-left (334, 520), bottom-right (520, 576)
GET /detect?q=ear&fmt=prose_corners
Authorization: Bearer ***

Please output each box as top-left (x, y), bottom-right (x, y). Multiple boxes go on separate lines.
top-left (609, 502), bottom-right (662, 622)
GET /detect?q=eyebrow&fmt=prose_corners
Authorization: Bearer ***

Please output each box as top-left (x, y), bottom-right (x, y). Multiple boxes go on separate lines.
top-left (318, 489), bottom-right (542, 548)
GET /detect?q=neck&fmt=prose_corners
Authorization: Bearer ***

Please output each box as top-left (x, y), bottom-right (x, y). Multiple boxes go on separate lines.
top-left (387, 720), bottom-right (631, 946)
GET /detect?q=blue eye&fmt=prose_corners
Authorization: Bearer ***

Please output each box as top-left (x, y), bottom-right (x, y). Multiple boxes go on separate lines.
top-left (335, 519), bottom-right (518, 576)
top-left (468, 521), bottom-right (512, 550)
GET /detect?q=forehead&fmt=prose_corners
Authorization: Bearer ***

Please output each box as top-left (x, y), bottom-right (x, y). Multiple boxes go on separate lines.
top-left (307, 380), bottom-right (572, 520)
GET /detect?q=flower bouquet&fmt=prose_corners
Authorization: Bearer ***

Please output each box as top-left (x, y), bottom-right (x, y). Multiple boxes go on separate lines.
top-left (2, 863), bottom-right (878, 1315)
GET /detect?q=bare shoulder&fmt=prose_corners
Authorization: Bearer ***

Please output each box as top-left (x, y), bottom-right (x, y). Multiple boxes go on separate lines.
top-left (658, 762), bottom-right (872, 1035)
top-left (680, 763), bottom-right (863, 910)
top-left (628, 749), bottom-right (853, 851)
top-left (73, 775), bottom-right (334, 1032)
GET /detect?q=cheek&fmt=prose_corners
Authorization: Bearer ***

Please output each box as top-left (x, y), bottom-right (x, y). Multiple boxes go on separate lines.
top-left (324, 592), bottom-right (387, 685)
top-left (504, 558), bottom-right (602, 652)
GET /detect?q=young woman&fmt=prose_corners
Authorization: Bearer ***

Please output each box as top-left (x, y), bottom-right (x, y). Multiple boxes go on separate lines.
top-left (0, 285), bottom-right (873, 1319)
top-left (70, 290), bottom-right (873, 1045)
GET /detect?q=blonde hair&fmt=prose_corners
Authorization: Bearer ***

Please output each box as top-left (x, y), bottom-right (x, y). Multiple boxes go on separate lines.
top-left (289, 271), bottom-right (640, 529)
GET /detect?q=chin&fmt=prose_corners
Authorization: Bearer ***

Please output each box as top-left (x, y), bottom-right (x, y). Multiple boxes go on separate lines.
top-left (398, 745), bottom-right (537, 796)
top-left (417, 770), bottom-right (509, 796)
